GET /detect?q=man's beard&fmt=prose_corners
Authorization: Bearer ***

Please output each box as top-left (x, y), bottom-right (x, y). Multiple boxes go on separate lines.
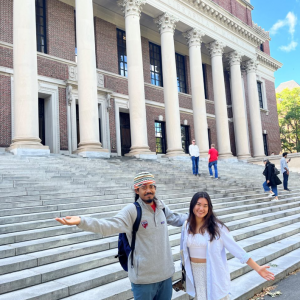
top-left (143, 194), bottom-right (155, 204)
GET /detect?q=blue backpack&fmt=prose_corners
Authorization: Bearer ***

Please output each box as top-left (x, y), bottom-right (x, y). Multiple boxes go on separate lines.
top-left (115, 202), bottom-right (166, 272)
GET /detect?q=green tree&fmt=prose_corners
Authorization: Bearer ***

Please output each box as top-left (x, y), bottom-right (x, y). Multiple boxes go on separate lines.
top-left (277, 87), bottom-right (300, 153)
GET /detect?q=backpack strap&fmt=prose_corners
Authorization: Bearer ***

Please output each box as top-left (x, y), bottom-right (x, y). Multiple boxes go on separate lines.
top-left (130, 202), bottom-right (142, 268)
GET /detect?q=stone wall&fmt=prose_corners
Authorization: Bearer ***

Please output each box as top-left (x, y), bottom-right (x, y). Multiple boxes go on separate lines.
top-left (0, 74), bottom-right (11, 147)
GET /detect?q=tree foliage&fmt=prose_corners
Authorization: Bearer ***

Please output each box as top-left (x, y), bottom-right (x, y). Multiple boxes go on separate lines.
top-left (277, 87), bottom-right (300, 153)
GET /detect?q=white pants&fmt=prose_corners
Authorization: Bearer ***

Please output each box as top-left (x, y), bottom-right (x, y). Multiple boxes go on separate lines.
top-left (191, 262), bottom-right (230, 300)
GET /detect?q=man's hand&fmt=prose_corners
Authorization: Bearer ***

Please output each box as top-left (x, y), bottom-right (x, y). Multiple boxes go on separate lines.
top-left (287, 171), bottom-right (290, 175)
top-left (55, 216), bottom-right (81, 226)
top-left (257, 265), bottom-right (275, 281)
top-left (267, 180), bottom-right (270, 184)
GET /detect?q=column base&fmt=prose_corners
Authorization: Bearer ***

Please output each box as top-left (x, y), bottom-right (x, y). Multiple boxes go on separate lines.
top-left (237, 154), bottom-right (252, 161)
top-left (75, 142), bottom-right (110, 158)
top-left (163, 149), bottom-right (190, 160)
top-left (218, 152), bottom-right (238, 162)
top-left (8, 138), bottom-right (50, 156)
top-left (125, 146), bottom-right (157, 160)
top-left (199, 152), bottom-right (209, 160)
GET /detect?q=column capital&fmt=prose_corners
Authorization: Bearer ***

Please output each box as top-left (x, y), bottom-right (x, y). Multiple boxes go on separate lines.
top-left (227, 51), bottom-right (242, 67)
top-left (206, 40), bottom-right (225, 57)
top-left (244, 59), bottom-right (258, 73)
top-left (117, 0), bottom-right (146, 18)
top-left (183, 28), bottom-right (204, 48)
top-left (154, 12), bottom-right (179, 34)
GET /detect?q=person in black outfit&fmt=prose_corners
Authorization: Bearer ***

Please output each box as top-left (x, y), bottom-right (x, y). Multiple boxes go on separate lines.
top-left (262, 158), bottom-right (282, 201)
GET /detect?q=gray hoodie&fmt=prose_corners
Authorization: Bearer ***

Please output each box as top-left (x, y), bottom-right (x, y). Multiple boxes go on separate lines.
top-left (77, 197), bottom-right (188, 284)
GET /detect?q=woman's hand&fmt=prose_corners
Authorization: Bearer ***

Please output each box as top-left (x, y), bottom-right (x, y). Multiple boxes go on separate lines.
top-left (55, 216), bottom-right (81, 226)
top-left (267, 180), bottom-right (270, 184)
top-left (257, 265), bottom-right (275, 281)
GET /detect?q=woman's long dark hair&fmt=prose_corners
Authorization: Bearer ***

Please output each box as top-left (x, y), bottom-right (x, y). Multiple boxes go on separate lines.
top-left (187, 191), bottom-right (227, 242)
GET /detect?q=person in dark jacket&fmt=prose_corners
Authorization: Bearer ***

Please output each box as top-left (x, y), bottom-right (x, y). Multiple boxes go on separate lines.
top-left (263, 158), bottom-right (282, 200)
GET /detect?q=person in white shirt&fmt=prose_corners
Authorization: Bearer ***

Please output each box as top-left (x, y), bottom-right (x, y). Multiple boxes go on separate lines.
top-left (189, 140), bottom-right (200, 176)
top-left (180, 191), bottom-right (275, 300)
top-left (280, 152), bottom-right (291, 191)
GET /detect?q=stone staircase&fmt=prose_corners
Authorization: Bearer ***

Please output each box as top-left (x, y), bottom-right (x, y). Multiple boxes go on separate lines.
top-left (0, 153), bottom-right (299, 300)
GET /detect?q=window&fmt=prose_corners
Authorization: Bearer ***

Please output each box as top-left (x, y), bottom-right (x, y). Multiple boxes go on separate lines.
top-left (176, 53), bottom-right (187, 93)
top-left (208, 128), bottom-right (211, 148)
top-left (260, 43), bottom-right (264, 52)
top-left (202, 64), bottom-right (208, 99)
top-left (117, 29), bottom-right (127, 77)
top-left (263, 134), bottom-right (268, 156)
top-left (155, 121), bottom-right (166, 154)
top-left (257, 81), bottom-right (264, 109)
top-left (149, 43), bottom-right (163, 87)
top-left (181, 125), bottom-right (190, 153)
top-left (36, 0), bottom-right (47, 53)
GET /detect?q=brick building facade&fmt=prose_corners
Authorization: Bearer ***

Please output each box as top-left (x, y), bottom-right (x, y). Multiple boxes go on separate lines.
top-left (0, 0), bottom-right (282, 158)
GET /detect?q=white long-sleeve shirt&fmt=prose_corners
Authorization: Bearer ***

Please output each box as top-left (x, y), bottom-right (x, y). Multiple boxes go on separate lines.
top-left (180, 222), bottom-right (250, 300)
top-left (189, 144), bottom-right (200, 157)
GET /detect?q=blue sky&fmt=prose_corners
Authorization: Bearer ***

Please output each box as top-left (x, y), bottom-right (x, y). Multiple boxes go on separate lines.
top-left (251, 0), bottom-right (300, 88)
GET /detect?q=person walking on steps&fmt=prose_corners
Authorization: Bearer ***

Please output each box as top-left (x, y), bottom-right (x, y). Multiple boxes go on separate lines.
top-left (180, 191), bottom-right (275, 300)
top-left (55, 172), bottom-right (188, 300)
top-left (189, 139), bottom-right (200, 176)
top-left (208, 144), bottom-right (218, 179)
top-left (263, 158), bottom-right (282, 201)
top-left (280, 152), bottom-right (291, 191)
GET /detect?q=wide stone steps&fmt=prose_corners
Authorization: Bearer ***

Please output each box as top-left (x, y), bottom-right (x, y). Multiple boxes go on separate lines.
top-left (0, 155), bottom-right (299, 300)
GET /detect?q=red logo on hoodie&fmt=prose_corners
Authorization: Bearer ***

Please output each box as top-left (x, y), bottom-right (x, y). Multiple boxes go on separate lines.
top-left (141, 220), bottom-right (148, 229)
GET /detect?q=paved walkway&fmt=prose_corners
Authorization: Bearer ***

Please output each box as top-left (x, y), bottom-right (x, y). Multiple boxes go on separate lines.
top-left (273, 272), bottom-right (300, 300)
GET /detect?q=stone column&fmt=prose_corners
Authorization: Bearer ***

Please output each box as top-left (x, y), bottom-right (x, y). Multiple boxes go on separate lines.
top-left (206, 41), bottom-right (233, 159)
top-left (183, 29), bottom-right (209, 158)
top-left (227, 51), bottom-right (251, 159)
top-left (75, 0), bottom-right (109, 157)
top-left (155, 13), bottom-right (186, 158)
top-left (118, 0), bottom-right (156, 159)
top-left (9, 0), bottom-right (49, 155)
top-left (244, 60), bottom-right (265, 157)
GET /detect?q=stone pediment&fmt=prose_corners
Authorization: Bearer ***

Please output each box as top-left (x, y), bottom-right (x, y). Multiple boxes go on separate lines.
top-left (68, 66), bottom-right (104, 88)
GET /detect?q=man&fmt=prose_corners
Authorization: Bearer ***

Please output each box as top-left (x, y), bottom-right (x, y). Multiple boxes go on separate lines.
top-left (208, 144), bottom-right (219, 179)
top-left (189, 139), bottom-right (200, 176)
top-left (55, 172), bottom-right (188, 300)
top-left (280, 152), bottom-right (291, 191)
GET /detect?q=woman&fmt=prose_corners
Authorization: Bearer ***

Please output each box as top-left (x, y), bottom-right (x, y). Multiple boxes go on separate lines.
top-left (180, 192), bottom-right (274, 300)
top-left (263, 158), bottom-right (282, 201)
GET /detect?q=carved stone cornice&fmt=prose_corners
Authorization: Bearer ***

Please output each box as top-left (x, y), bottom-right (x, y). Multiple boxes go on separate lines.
top-left (68, 66), bottom-right (105, 88)
top-left (154, 12), bottom-right (179, 34)
top-left (206, 40), bottom-right (225, 57)
top-left (181, 0), bottom-right (266, 46)
top-left (252, 23), bottom-right (271, 40)
top-left (227, 51), bottom-right (242, 67)
top-left (183, 28), bottom-right (204, 47)
top-left (117, 0), bottom-right (146, 17)
top-left (243, 59), bottom-right (258, 73)
top-left (256, 49), bottom-right (283, 72)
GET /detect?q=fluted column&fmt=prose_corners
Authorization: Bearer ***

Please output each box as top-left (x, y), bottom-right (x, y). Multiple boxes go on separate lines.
top-left (183, 29), bottom-right (209, 158)
top-left (155, 13), bottom-right (186, 157)
top-left (9, 0), bottom-right (49, 155)
top-left (206, 41), bottom-right (233, 159)
top-left (75, 0), bottom-right (109, 157)
top-left (118, 0), bottom-right (155, 159)
top-left (244, 60), bottom-right (265, 157)
top-left (227, 51), bottom-right (251, 159)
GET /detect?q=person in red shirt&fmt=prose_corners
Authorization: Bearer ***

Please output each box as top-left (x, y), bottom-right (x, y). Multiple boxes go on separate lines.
top-left (208, 144), bottom-right (219, 179)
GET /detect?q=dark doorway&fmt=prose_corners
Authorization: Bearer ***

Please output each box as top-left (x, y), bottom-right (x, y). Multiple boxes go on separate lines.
top-left (38, 98), bottom-right (45, 145)
top-left (99, 117), bottom-right (102, 144)
top-left (263, 134), bottom-right (268, 156)
top-left (120, 112), bottom-right (131, 156)
top-left (76, 104), bottom-right (80, 146)
top-left (181, 125), bottom-right (190, 154)
top-left (155, 121), bottom-right (166, 154)
top-left (208, 128), bottom-right (211, 148)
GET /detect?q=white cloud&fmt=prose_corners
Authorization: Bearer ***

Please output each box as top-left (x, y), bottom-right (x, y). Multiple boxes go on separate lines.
top-left (269, 12), bottom-right (298, 52)
top-left (270, 12), bottom-right (297, 37)
top-left (279, 41), bottom-right (298, 52)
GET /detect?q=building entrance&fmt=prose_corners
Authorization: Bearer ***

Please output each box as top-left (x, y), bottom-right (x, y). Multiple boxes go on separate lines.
top-left (181, 125), bottom-right (190, 154)
top-left (38, 98), bottom-right (45, 145)
top-left (120, 112), bottom-right (131, 156)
